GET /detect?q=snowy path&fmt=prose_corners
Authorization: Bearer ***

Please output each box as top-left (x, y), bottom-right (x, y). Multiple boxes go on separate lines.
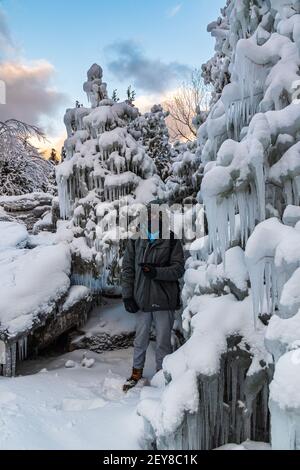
top-left (0, 301), bottom-right (156, 450)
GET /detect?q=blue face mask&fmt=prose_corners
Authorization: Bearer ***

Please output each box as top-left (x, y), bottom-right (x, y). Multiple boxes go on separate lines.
top-left (141, 222), bottom-right (160, 243)
top-left (147, 230), bottom-right (160, 243)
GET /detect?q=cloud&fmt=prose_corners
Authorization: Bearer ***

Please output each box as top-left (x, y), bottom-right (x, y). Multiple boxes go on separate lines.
top-left (0, 60), bottom-right (67, 125)
top-left (135, 87), bottom-right (179, 114)
top-left (0, 6), bottom-right (18, 60)
top-left (168, 4), bottom-right (182, 17)
top-left (0, 4), bottom-right (68, 132)
top-left (31, 130), bottom-right (67, 157)
top-left (105, 40), bottom-right (191, 94)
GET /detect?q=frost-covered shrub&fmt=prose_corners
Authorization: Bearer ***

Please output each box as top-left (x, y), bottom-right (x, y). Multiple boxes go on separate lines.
top-left (0, 120), bottom-right (56, 196)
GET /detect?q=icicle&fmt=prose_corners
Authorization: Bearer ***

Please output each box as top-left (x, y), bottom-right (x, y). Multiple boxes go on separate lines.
top-left (284, 180), bottom-right (293, 206)
top-left (204, 194), bottom-right (237, 262)
top-left (265, 261), bottom-right (271, 316)
top-left (71, 273), bottom-right (103, 292)
top-left (18, 338), bottom-right (23, 361)
top-left (231, 360), bottom-right (238, 429)
top-left (248, 259), bottom-right (265, 326)
top-left (11, 343), bottom-right (17, 376)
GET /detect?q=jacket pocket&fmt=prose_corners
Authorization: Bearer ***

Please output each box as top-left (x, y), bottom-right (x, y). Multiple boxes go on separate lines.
top-left (151, 279), bottom-right (177, 310)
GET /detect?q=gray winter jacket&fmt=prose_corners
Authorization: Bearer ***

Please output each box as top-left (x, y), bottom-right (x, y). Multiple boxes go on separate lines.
top-left (121, 235), bottom-right (185, 312)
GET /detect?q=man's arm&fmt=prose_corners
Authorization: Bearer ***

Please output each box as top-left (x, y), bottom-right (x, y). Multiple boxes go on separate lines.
top-left (121, 239), bottom-right (136, 299)
top-left (155, 240), bottom-right (185, 282)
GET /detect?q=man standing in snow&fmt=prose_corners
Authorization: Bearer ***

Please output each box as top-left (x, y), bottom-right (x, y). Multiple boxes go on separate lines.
top-left (121, 200), bottom-right (185, 392)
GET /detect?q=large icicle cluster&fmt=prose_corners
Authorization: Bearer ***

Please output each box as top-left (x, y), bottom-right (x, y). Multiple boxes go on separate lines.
top-left (56, 65), bottom-right (164, 291)
top-left (200, 0), bottom-right (300, 448)
top-left (138, 247), bottom-right (271, 450)
top-left (139, 0), bottom-right (300, 450)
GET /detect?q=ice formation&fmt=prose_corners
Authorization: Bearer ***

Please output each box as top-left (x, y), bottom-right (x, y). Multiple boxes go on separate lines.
top-left (56, 65), bottom-right (165, 291)
top-left (138, 0), bottom-right (300, 450)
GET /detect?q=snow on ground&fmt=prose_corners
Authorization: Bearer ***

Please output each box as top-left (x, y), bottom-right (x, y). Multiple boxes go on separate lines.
top-left (0, 299), bottom-right (158, 450)
top-left (62, 286), bottom-right (91, 311)
top-left (216, 441), bottom-right (271, 451)
top-left (0, 221), bottom-right (28, 250)
top-left (0, 345), bottom-right (156, 450)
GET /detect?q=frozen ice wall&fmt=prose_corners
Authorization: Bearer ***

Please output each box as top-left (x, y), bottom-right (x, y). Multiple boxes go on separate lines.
top-left (139, 0), bottom-right (300, 450)
top-left (56, 65), bottom-right (165, 291)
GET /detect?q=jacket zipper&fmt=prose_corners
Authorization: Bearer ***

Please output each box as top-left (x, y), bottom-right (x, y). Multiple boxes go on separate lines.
top-left (142, 242), bottom-right (150, 311)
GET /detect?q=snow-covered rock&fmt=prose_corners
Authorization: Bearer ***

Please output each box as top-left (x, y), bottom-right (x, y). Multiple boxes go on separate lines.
top-left (0, 242), bottom-right (71, 338)
top-left (0, 221), bottom-right (28, 250)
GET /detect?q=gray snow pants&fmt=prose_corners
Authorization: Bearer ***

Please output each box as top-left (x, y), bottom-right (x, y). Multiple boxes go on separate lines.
top-left (133, 310), bottom-right (174, 371)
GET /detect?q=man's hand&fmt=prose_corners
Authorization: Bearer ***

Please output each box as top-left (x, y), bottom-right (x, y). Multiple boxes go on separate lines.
top-left (140, 264), bottom-right (157, 280)
top-left (123, 298), bottom-right (139, 314)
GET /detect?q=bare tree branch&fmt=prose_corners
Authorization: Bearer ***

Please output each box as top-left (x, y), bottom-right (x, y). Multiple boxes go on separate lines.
top-left (0, 119), bottom-right (46, 154)
top-left (164, 69), bottom-right (211, 143)
top-left (0, 119), bottom-right (55, 196)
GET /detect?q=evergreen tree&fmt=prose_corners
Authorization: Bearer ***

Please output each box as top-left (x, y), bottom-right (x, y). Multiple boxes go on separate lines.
top-left (49, 148), bottom-right (59, 165)
top-left (56, 64), bottom-right (164, 291)
top-left (129, 104), bottom-right (172, 182)
top-left (126, 85), bottom-right (136, 103)
top-left (111, 89), bottom-right (120, 102)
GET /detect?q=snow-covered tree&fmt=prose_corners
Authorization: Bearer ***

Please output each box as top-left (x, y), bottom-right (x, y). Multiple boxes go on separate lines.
top-left (126, 85), bottom-right (136, 103)
top-left (49, 148), bottom-right (59, 165)
top-left (111, 89), bottom-right (120, 103)
top-left (139, 0), bottom-right (300, 451)
top-left (0, 120), bottom-right (56, 196)
top-left (56, 64), bottom-right (165, 291)
top-left (129, 104), bottom-right (172, 182)
top-left (165, 140), bottom-right (202, 204)
top-left (201, 1), bottom-right (232, 106)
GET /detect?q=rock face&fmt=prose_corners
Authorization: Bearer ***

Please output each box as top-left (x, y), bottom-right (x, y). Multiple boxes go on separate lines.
top-left (0, 288), bottom-right (93, 377)
top-left (56, 64), bottom-right (165, 292)
top-left (69, 299), bottom-right (136, 354)
top-left (72, 331), bottom-right (135, 354)
top-left (0, 217), bottom-right (94, 377)
top-left (30, 287), bottom-right (93, 353)
top-left (0, 193), bottom-right (54, 232)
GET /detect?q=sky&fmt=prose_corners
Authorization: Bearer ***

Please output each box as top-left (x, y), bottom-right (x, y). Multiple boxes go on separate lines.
top-left (0, 0), bottom-right (225, 150)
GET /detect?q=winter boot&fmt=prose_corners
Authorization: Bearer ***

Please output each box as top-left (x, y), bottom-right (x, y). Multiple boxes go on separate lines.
top-left (123, 368), bottom-right (143, 393)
